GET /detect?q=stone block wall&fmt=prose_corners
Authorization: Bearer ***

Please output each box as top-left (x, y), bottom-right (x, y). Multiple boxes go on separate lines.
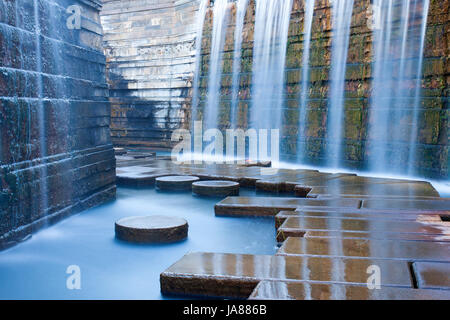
top-left (101, 0), bottom-right (200, 149)
top-left (0, 0), bottom-right (116, 247)
top-left (196, 0), bottom-right (448, 179)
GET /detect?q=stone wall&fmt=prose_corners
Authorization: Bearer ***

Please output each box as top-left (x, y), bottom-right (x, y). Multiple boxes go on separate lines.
top-left (101, 0), bottom-right (200, 149)
top-left (197, 0), bottom-right (448, 179)
top-left (0, 0), bottom-right (116, 247)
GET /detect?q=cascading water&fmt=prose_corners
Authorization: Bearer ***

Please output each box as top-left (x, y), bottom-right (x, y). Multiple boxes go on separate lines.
top-left (326, 0), bottom-right (354, 168)
top-left (33, 0), bottom-right (49, 217)
top-left (297, 0), bottom-right (316, 161)
top-left (230, 0), bottom-right (249, 128)
top-left (204, 0), bottom-right (230, 130)
top-left (250, 0), bottom-right (293, 131)
top-left (190, 0), bottom-right (208, 128)
top-left (367, 0), bottom-right (430, 175)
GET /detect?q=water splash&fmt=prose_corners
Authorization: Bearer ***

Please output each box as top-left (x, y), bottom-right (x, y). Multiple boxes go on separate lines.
top-left (326, 0), bottom-right (354, 168)
top-left (204, 0), bottom-right (231, 130)
top-left (250, 0), bottom-right (293, 131)
top-left (230, 0), bottom-right (249, 128)
top-left (297, 0), bottom-right (316, 162)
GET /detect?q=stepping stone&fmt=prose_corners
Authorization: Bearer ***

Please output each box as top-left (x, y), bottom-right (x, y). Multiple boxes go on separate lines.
top-left (192, 181), bottom-right (240, 197)
top-left (413, 262), bottom-right (450, 290)
top-left (275, 210), bottom-right (432, 229)
top-left (362, 199), bottom-right (450, 212)
top-left (214, 197), bottom-right (361, 217)
top-left (277, 216), bottom-right (450, 242)
top-left (126, 151), bottom-right (156, 159)
top-left (116, 168), bottom-right (171, 187)
top-left (160, 252), bottom-right (412, 299)
top-left (155, 176), bottom-right (200, 191)
top-left (304, 230), bottom-right (450, 243)
top-left (277, 237), bottom-right (450, 262)
top-left (115, 216), bottom-right (188, 243)
top-left (249, 281), bottom-right (450, 300)
top-left (114, 147), bottom-right (127, 156)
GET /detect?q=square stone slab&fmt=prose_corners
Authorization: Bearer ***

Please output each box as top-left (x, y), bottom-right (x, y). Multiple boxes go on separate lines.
top-left (413, 262), bottom-right (450, 290)
top-left (214, 197), bottom-right (361, 217)
top-left (249, 281), bottom-right (450, 300)
top-left (277, 237), bottom-right (450, 262)
top-left (160, 252), bottom-right (413, 298)
top-left (362, 199), bottom-right (450, 211)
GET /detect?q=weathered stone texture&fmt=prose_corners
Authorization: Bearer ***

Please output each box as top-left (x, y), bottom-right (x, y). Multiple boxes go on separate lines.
top-left (0, 0), bottom-right (116, 247)
top-left (101, 0), bottom-right (200, 149)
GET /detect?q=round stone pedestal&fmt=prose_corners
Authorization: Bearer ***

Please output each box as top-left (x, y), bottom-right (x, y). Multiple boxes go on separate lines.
top-left (115, 216), bottom-right (188, 243)
top-left (192, 180), bottom-right (240, 197)
top-left (156, 176), bottom-right (199, 191)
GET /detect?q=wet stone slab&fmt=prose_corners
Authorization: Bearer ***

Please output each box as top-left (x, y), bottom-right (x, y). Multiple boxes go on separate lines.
top-left (192, 181), bottom-right (240, 197)
top-left (362, 199), bottom-right (450, 211)
top-left (277, 237), bottom-right (450, 262)
top-left (274, 210), bottom-right (433, 229)
top-left (304, 230), bottom-right (450, 243)
top-left (413, 262), bottom-right (450, 290)
top-left (115, 216), bottom-right (188, 243)
top-left (155, 176), bottom-right (200, 191)
top-left (214, 197), bottom-right (361, 217)
top-left (160, 252), bottom-right (413, 299)
top-left (277, 216), bottom-right (450, 242)
top-left (248, 281), bottom-right (450, 300)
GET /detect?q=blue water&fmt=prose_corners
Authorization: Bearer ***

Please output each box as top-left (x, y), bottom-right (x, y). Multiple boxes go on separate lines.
top-left (0, 188), bottom-right (276, 300)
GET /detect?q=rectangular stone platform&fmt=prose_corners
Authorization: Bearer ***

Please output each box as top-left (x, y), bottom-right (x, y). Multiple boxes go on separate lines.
top-left (304, 230), bottom-right (450, 243)
top-left (214, 197), bottom-right (361, 217)
top-left (274, 210), bottom-right (439, 229)
top-left (277, 237), bottom-right (450, 262)
top-left (160, 252), bottom-right (413, 299)
top-left (277, 216), bottom-right (450, 242)
top-left (413, 262), bottom-right (450, 290)
top-left (361, 199), bottom-right (450, 212)
top-left (248, 281), bottom-right (450, 300)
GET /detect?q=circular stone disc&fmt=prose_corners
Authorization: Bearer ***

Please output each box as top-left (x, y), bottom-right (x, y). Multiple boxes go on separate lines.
top-left (115, 216), bottom-right (188, 243)
top-left (156, 176), bottom-right (200, 191)
top-left (192, 180), bottom-right (240, 197)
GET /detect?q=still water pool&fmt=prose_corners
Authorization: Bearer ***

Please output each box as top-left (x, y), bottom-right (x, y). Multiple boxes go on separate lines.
top-left (0, 188), bottom-right (277, 300)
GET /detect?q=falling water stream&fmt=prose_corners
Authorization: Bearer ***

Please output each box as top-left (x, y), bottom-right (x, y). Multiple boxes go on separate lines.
top-left (326, 0), bottom-right (354, 168)
top-left (368, 0), bottom-right (430, 175)
top-left (250, 0), bottom-right (293, 130)
top-left (230, 0), bottom-right (249, 128)
top-left (297, 0), bottom-right (316, 161)
top-left (204, 0), bottom-right (231, 130)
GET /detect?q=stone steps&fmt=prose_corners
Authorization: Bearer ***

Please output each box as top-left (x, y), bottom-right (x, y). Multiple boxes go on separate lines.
top-left (160, 252), bottom-right (413, 299)
top-left (413, 262), bottom-right (450, 290)
top-left (214, 197), bottom-right (362, 217)
top-left (277, 237), bottom-right (450, 262)
top-left (248, 281), bottom-right (450, 300)
top-left (277, 216), bottom-right (450, 242)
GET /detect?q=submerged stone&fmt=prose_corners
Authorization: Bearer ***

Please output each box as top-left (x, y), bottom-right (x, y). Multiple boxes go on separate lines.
top-left (192, 181), bottom-right (240, 197)
top-left (156, 176), bottom-right (200, 191)
top-left (115, 216), bottom-right (188, 243)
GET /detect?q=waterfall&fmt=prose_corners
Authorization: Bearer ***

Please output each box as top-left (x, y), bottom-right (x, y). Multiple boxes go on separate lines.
top-left (204, 0), bottom-right (230, 130)
top-left (230, 0), bottom-right (249, 128)
top-left (326, 0), bottom-right (354, 168)
top-left (250, 0), bottom-right (293, 131)
top-left (33, 0), bottom-right (49, 217)
top-left (367, 0), bottom-right (430, 175)
top-left (190, 0), bottom-right (208, 128)
top-left (297, 0), bottom-right (316, 161)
